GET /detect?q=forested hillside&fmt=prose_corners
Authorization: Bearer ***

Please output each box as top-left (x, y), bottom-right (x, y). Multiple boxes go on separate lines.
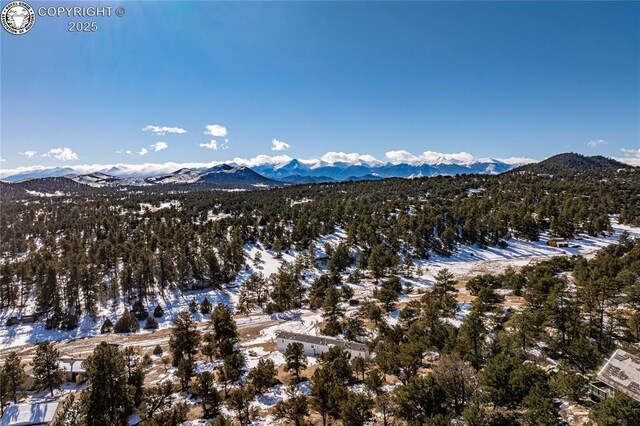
top-left (0, 167), bottom-right (638, 318)
top-left (1, 166), bottom-right (640, 424)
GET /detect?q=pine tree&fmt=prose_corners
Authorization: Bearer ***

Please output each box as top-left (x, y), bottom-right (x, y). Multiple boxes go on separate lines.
top-left (364, 368), bottom-right (385, 396)
top-left (322, 285), bottom-right (343, 336)
top-left (431, 268), bottom-right (458, 315)
top-left (456, 309), bottom-right (486, 370)
top-left (196, 371), bottom-right (222, 419)
top-left (392, 375), bottom-right (447, 425)
top-left (284, 342), bottom-right (307, 383)
top-left (310, 367), bottom-right (333, 426)
top-left (200, 297), bottom-right (212, 314)
top-left (368, 244), bottom-right (392, 281)
top-left (0, 369), bottom-right (7, 417)
top-left (589, 393), bottom-right (640, 426)
top-left (375, 276), bottom-right (402, 312)
top-left (247, 358), bottom-right (277, 394)
top-left (329, 243), bottom-right (352, 273)
top-left (204, 248), bottom-right (222, 289)
top-left (274, 389), bottom-right (309, 426)
top-left (144, 315), bottom-right (159, 330)
top-left (2, 352), bottom-right (25, 403)
top-left (153, 304), bottom-right (165, 318)
top-left (169, 309), bottom-right (201, 367)
top-left (226, 385), bottom-right (256, 426)
top-left (340, 391), bottom-right (373, 426)
top-left (114, 310), bottom-right (140, 333)
top-left (523, 385), bottom-right (562, 426)
top-left (201, 332), bottom-right (217, 362)
top-left (32, 341), bottom-right (63, 396)
top-left (176, 357), bottom-right (195, 391)
top-left (209, 303), bottom-right (238, 357)
top-left (100, 318), bottom-right (113, 333)
top-left (83, 342), bottom-right (134, 425)
top-left (217, 351), bottom-right (245, 397)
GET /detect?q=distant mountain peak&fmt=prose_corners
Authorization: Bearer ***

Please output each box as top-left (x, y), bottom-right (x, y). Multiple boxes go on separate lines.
top-left (512, 152), bottom-right (631, 174)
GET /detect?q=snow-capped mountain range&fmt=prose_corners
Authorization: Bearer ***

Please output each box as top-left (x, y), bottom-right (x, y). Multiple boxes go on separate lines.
top-left (65, 164), bottom-right (279, 188)
top-left (1, 154), bottom-right (534, 185)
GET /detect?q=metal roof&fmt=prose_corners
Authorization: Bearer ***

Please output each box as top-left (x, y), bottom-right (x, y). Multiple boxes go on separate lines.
top-left (0, 400), bottom-right (61, 426)
top-left (276, 331), bottom-right (369, 353)
top-left (596, 349), bottom-right (640, 403)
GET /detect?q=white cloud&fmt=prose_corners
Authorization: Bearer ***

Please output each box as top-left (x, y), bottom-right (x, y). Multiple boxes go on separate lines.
top-left (138, 147), bottom-right (149, 156)
top-left (142, 125), bottom-right (187, 135)
top-left (614, 157), bottom-right (640, 167)
top-left (320, 152), bottom-right (382, 166)
top-left (20, 150), bottom-right (38, 158)
top-left (492, 156), bottom-right (537, 165)
top-left (199, 140), bottom-right (218, 150)
top-left (42, 147), bottom-right (78, 161)
top-left (587, 139), bottom-right (607, 148)
top-left (421, 151), bottom-right (475, 165)
top-left (385, 150), bottom-right (421, 165)
top-left (126, 150), bottom-right (134, 155)
top-left (385, 150), bottom-right (536, 166)
top-left (204, 125), bottom-right (227, 137)
top-left (615, 148), bottom-right (640, 166)
top-left (384, 150), bottom-right (475, 165)
top-left (150, 142), bottom-right (168, 152)
top-left (271, 139), bottom-right (291, 151)
top-left (620, 148), bottom-right (640, 157)
top-left (0, 157), bottom-right (5, 162)
top-left (233, 154), bottom-right (294, 167)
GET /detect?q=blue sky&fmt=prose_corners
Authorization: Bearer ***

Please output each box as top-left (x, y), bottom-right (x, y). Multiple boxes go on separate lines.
top-left (1, 1), bottom-right (639, 171)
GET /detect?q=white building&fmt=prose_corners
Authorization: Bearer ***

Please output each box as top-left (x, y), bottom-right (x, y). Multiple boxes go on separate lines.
top-left (276, 331), bottom-right (370, 361)
top-left (0, 400), bottom-right (63, 426)
top-left (58, 357), bottom-right (86, 384)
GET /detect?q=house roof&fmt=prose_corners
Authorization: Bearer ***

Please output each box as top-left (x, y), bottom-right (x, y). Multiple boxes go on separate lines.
top-left (276, 331), bottom-right (369, 353)
top-left (58, 359), bottom-right (85, 374)
top-left (0, 400), bottom-right (61, 426)
top-left (596, 349), bottom-right (640, 403)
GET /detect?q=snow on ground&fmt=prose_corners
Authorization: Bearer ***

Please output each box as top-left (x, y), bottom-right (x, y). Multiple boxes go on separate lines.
top-left (445, 302), bottom-right (473, 328)
top-left (247, 312), bottom-right (323, 348)
top-left (139, 200), bottom-right (181, 212)
top-left (417, 217), bottom-right (640, 281)
top-left (244, 347), bottom-right (286, 370)
top-left (1, 220), bottom-right (638, 350)
top-left (206, 211), bottom-right (232, 222)
top-left (243, 244), bottom-right (297, 279)
top-left (25, 190), bottom-right (68, 197)
top-left (0, 286), bottom-right (233, 350)
top-left (290, 197), bottom-right (313, 206)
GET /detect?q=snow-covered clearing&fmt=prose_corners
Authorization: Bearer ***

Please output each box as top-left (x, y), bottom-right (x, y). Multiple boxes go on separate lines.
top-left (139, 200), bottom-right (181, 212)
top-left (416, 217), bottom-right (640, 281)
top-left (25, 190), bottom-right (68, 197)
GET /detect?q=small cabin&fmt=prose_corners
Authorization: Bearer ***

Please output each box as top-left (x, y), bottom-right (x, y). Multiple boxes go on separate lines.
top-left (276, 331), bottom-right (371, 361)
top-left (5, 317), bottom-right (19, 326)
top-left (547, 238), bottom-right (569, 248)
top-left (590, 349), bottom-right (640, 403)
top-left (20, 314), bottom-right (37, 324)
